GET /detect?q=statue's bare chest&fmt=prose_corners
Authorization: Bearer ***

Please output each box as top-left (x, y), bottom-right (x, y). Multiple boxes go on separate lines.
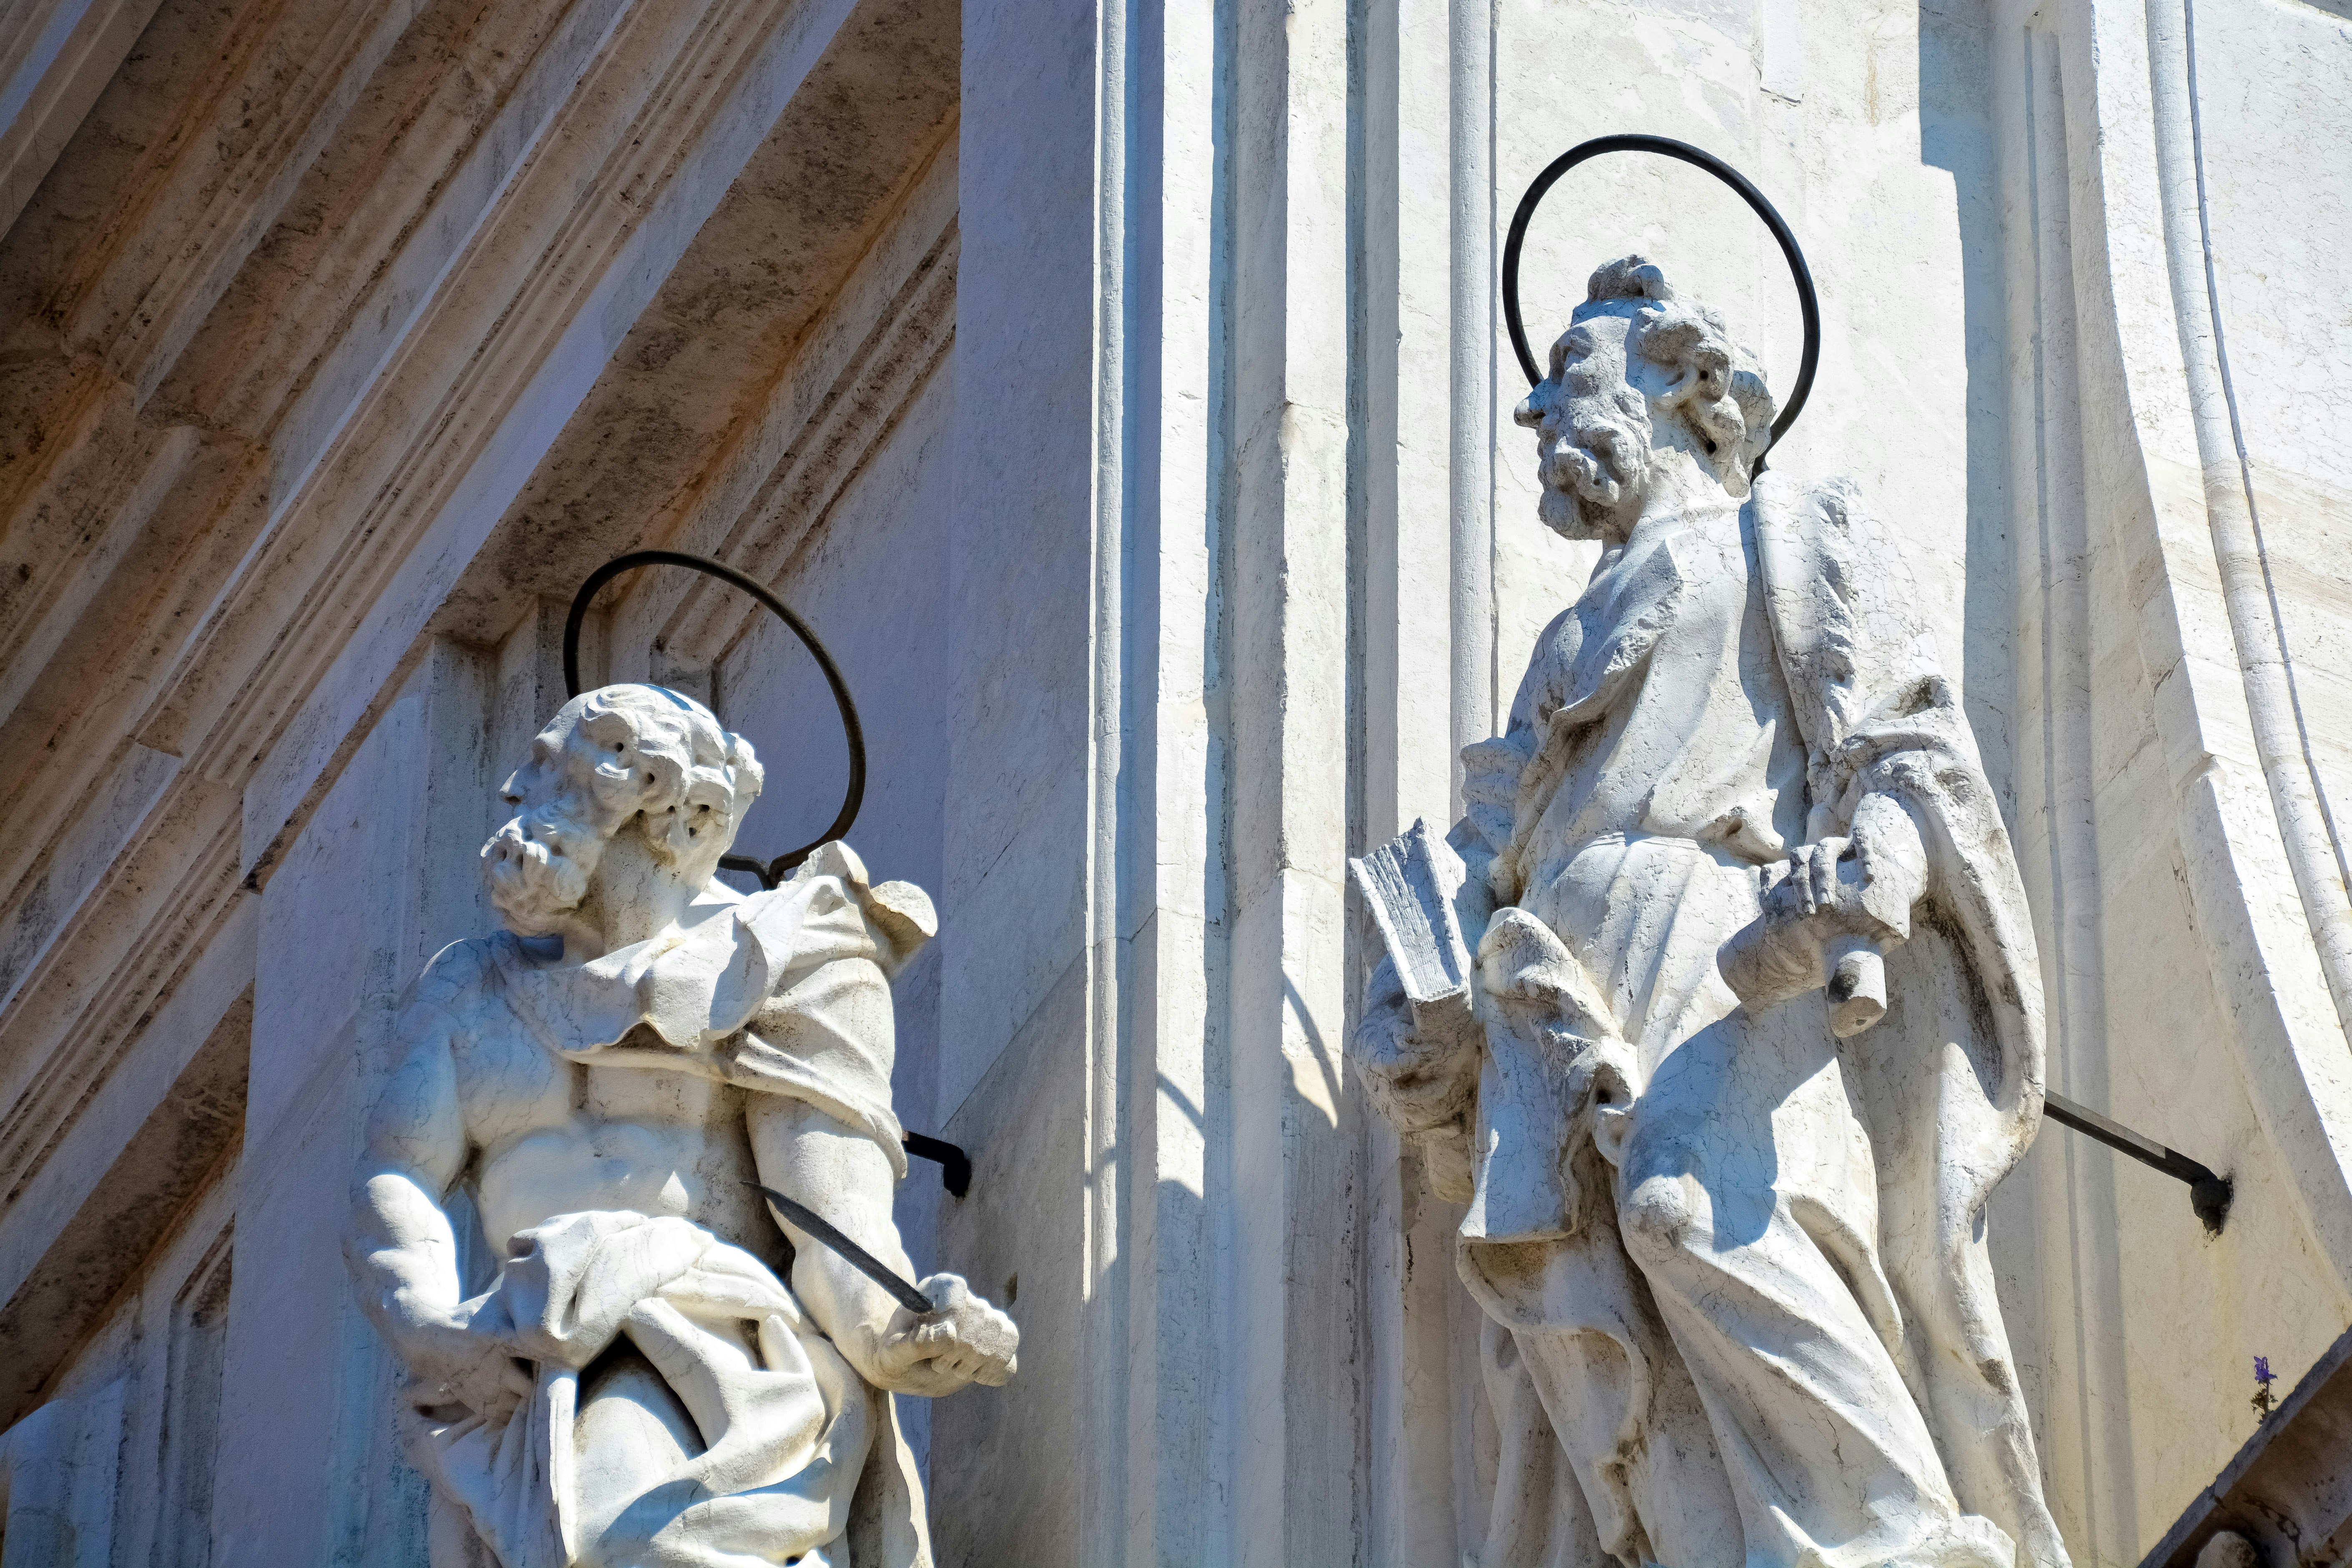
top-left (443, 1009), bottom-right (763, 1252)
top-left (444, 1008), bottom-right (740, 1156)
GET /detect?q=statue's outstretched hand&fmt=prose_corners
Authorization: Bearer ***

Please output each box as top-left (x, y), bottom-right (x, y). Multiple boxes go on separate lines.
top-left (874, 1272), bottom-right (1019, 1396)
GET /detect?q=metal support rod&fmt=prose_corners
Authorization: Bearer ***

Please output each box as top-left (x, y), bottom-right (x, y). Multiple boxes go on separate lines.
top-left (903, 1131), bottom-right (971, 1198)
top-left (564, 549), bottom-right (866, 886)
top-left (2043, 1091), bottom-right (2233, 1234)
top-left (1501, 134), bottom-right (1821, 478)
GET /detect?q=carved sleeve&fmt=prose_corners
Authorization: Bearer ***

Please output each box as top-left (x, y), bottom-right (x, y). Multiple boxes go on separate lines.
top-left (1459, 606), bottom-right (1578, 907)
top-left (730, 950), bottom-right (909, 1178)
top-left (1752, 472), bottom-right (2045, 1134)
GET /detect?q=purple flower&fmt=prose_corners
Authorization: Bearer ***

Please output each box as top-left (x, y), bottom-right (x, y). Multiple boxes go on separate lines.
top-left (2254, 1356), bottom-right (2274, 1384)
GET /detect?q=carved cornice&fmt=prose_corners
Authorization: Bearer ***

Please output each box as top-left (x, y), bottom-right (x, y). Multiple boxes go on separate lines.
top-left (151, 0), bottom-right (824, 786)
top-left (0, 393), bottom-right (182, 716)
top-left (654, 213), bottom-right (957, 670)
top-left (147, 0), bottom-right (627, 447)
top-left (0, 0), bottom-right (961, 1257)
top-left (0, 779), bottom-right (241, 1211)
top-left (0, 0), bottom-right (868, 962)
top-left (230, 0), bottom-right (955, 884)
top-left (0, 0), bottom-right (166, 238)
top-left (58, 0), bottom-right (421, 405)
top-left (585, 125), bottom-right (957, 675)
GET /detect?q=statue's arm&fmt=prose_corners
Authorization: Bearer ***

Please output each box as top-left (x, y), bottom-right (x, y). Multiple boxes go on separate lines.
top-left (1458, 608), bottom-right (1571, 903)
top-left (345, 994), bottom-right (530, 1417)
top-left (746, 1094), bottom-right (911, 1368)
top-left (1732, 474), bottom-right (1959, 1010)
top-left (1355, 615), bottom-right (1571, 1187)
top-left (745, 960), bottom-right (1017, 1398)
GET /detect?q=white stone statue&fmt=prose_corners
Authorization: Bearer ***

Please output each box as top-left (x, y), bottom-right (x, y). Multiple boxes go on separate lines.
top-left (348, 685), bottom-right (1016, 1568)
top-left (1353, 258), bottom-right (2067, 1568)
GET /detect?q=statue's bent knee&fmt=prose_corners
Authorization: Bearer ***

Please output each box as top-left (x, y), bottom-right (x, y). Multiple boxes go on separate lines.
top-left (1617, 1170), bottom-right (1701, 1266)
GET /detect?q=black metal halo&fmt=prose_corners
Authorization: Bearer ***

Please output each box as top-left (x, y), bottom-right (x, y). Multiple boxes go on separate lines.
top-left (1501, 134), bottom-right (1820, 477)
top-left (563, 550), bottom-right (865, 889)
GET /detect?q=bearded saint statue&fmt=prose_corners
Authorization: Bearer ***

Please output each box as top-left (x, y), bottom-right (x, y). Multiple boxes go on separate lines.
top-left (347, 684), bottom-right (1015, 1568)
top-left (1353, 257), bottom-right (2068, 1568)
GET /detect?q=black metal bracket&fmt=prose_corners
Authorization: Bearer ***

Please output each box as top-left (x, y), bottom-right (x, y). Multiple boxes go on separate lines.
top-left (904, 1132), bottom-right (972, 1198)
top-left (2043, 1091), bottom-right (2232, 1234)
top-left (1501, 134), bottom-right (1822, 479)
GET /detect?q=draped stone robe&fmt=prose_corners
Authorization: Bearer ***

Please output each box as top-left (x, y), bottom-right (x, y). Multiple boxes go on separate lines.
top-left (1356, 473), bottom-right (2066, 1568)
top-left (397, 844), bottom-right (934, 1568)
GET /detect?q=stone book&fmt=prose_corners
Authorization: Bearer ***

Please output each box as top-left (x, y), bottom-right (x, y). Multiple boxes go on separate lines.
top-left (1349, 818), bottom-right (1490, 1024)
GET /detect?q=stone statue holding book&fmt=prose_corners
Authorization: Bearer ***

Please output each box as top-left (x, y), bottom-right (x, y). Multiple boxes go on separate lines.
top-left (1350, 257), bottom-right (2066, 1568)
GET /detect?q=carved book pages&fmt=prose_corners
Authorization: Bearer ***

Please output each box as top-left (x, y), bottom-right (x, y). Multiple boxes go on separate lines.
top-left (1349, 818), bottom-right (1492, 1044)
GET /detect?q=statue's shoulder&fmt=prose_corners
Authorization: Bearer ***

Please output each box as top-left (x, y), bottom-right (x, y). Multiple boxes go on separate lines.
top-left (1747, 469), bottom-right (1946, 746)
top-left (1747, 469), bottom-right (1874, 547)
top-left (776, 842), bottom-right (937, 977)
top-left (402, 931), bottom-right (538, 1022)
top-left (1755, 471), bottom-right (1933, 589)
top-left (1747, 469), bottom-right (1923, 611)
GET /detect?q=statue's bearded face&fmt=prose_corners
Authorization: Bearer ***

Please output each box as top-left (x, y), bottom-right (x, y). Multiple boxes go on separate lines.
top-left (1512, 258), bottom-right (1779, 535)
top-left (482, 714), bottom-right (633, 937)
top-left (479, 686), bottom-right (764, 938)
top-left (1515, 310), bottom-right (1658, 538)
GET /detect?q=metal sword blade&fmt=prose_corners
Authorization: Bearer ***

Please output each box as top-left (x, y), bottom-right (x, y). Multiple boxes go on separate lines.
top-left (747, 1182), bottom-right (934, 1315)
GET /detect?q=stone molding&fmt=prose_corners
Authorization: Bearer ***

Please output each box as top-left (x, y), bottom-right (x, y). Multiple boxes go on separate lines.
top-left (178, 0), bottom-right (844, 801)
top-left (59, 0), bottom-right (422, 405)
top-left (0, 0), bottom-right (166, 238)
top-left (0, 785), bottom-right (241, 1219)
top-left (0, 896), bottom-right (250, 1423)
top-left (610, 147), bottom-right (961, 677)
top-left (2011, 0), bottom-right (2352, 1280)
top-left (0, 0), bottom-right (959, 1433)
top-left (661, 226), bottom-right (956, 668)
top-left (228, 0), bottom-right (956, 887)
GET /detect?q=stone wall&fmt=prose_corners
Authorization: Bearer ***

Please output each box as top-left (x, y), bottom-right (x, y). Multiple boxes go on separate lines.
top-left (0, 0), bottom-right (2345, 1561)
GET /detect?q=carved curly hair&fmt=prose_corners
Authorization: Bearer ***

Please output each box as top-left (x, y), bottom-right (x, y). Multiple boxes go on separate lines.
top-left (571, 685), bottom-right (765, 867)
top-left (1574, 255), bottom-right (1780, 492)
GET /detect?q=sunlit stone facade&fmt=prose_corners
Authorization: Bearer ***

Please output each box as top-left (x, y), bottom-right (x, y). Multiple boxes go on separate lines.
top-left (0, 0), bottom-right (2348, 1560)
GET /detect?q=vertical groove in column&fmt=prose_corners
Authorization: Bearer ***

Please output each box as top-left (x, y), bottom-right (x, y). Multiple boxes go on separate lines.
top-left (1084, 0), bottom-right (1131, 1552)
top-left (2019, 24), bottom-right (2139, 1559)
top-left (2179, 0), bottom-right (2352, 933)
top-left (1119, 0), bottom-right (1223, 1552)
top-left (1448, 0), bottom-right (1495, 796)
top-left (1220, 0), bottom-right (1360, 1553)
top-left (2145, 0), bottom-right (2352, 1039)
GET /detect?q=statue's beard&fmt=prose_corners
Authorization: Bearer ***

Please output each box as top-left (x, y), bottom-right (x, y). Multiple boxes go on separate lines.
top-left (483, 795), bottom-right (607, 936)
top-left (1536, 384), bottom-right (1654, 536)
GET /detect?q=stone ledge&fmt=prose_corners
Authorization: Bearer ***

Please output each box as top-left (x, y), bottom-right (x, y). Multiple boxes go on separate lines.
top-left (2141, 1322), bottom-right (2352, 1568)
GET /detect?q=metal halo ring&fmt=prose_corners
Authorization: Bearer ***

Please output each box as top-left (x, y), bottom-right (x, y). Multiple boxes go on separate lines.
top-left (1501, 133), bottom-right (1820, 478)
top-left (563, 549), bottom-right (865, 888)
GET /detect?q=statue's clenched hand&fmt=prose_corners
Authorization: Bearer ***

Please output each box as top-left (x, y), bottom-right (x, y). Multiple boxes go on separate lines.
top-left (409, 1311), bottom-right (536, 1420)
top-left (874, 1273), bottom-right (1019, 1395)
top-left (1721, 795), bottom-right (1929, 1018)
top-left (1762, 807), bottom-right (1926, 942)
